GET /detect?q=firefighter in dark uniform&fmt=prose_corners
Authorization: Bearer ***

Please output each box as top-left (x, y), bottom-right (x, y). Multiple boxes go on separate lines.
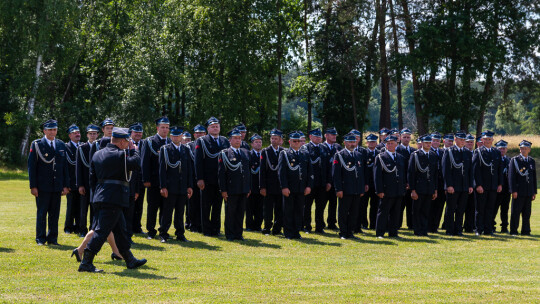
top-left (333, 133), bottom-right (368, 239)
top-left (442, 132), bottom-right (473, 236)
top-left (493, 140), bottom-right (511, 233)
top-left (78, 127), bottom-right (146, 273)
top-left (218, 128), bottom-right (251, 241)
top-left (28, 119), bottom-right (70, 245)
top-left (464, 134), bottom-right (476, 232)
top-left (124, 123), bottom-right (143, 241)
top-left (278, 131), bottom-right (314, 239)
top-left (349, 129), bottom-right (367, 232)
top-left (234, 123), bottom-right (251, 150)
top-left (376, 128), bottom-right (389, 151)
top-left (187, 124), bottom-right (206, 233)
top-left (362, 134), bottom-right (379, 230)
top-left (303, 128), bottom-right (331, 234)
top-left (260, 128), bottom-right (285, 235)
top-left (509, 140), bottom-right (536, 236)
top-left (64, 124), bottom-right (82, 234)
top-left (76, 124), bottom-right (99, 237)
top-left (428, 132), bottom-right (445, 233)
top-left (396, 128), bottom-right (415, 230)
top-left (322, 127), bottom-right (342, 230)
top-left (374, 135), bottom-right (406, 238)
top-left (129, 122), bottom-right (145, 234)
top-left (141, 116), bottom-right (171, 239)
top-left (195, 117), bottom-right (230, 236)
top-left (408, 135), bottom-right (438, 236)
top-left (472, 130), bottom-right (503, 236)
top-left (158, 126), bottom-right (193, 242)
top-left (246, 134), bottom-right (264, 231)
top-left (89, 118), bottom-right (115, 160)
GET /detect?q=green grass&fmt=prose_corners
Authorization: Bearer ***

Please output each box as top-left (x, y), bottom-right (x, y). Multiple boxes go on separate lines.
top-left (0, 179), bottom-right (539, 303)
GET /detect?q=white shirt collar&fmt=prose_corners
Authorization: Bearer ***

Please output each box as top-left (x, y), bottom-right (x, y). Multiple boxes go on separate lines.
top-left (43, 136), bottom-right (55, 147)
top-left (71, 140), bottom-right (79, 147)
top-left (272, 146), bottom-right (280, 153)
top-left (157, 133), bottom-right (166, 140)
top-left (172, 142), bottom-right (181, 150)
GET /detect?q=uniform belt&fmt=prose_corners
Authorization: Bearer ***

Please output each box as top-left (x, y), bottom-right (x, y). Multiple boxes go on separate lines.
top-left (97, 179), bottom-right (129, 187)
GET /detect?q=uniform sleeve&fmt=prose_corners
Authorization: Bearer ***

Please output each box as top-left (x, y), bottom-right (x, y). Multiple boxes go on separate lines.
top-left (217, 152), bottom-right (226, 192)
top-left (195, 138), bottom-right (205, 182)
top-left (89, 156), bottom-right (96, 191)
top-left (508, 158), bottom-right (516, 194)
top-left (442, 149), bottom-right (452, 189)
top-left (159, 146), bottom-right (167, 189)
top-left (497, 153), bottom-right (504, 187)
top-left (332, 153), bottom-right (342, 192)
top-left (62, 147), bottom-right (70, 188)
top-left (374, 155), bottom-right (383, 194)
top-left (259, 150), bottom-right (267, 189)
top-left (186, 150), bottom-right (194, 189)
top-left (75, 146), bottom-right (83, 189)
top-left (278, 151), bottom-right (287, 189)
top-left (28, 141), bottom-right (38, 189)
top-left (141, 139), bottom-right (151, 183)
top-left (533, 160), bottom-right (537, 195)
top-left (408, 153), bottom-right (416, 191)
top-left (126, 149), bottom-right (141, 171)
top-left (472, 150), bottom-right (482, 188)
top-left (307, 153), bottom-right (314, 189)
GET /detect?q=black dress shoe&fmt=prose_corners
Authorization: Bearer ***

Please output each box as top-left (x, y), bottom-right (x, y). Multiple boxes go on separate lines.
top-left (236, 236), bottom-right (245, 241)
top-left (78, 233), bottom-right (86, 238)
top-left (160, 236), bottom-right (167, 243)
top-left (177, 236), bottom-right (189, 242)
top-left (456, 232), bottom-right (463, 236)
top-left (71, 249), bottom-right (82, 262)
top-left (48, 241), bottom-right (60, 246)
top-left (64, 230), bottom-right (72, 234)
top-left (226, 237), bottom-right (235, 241)
top-left (315, 229), bottom-right (325, 234)
top-left (475, 232), bottom-right (481, 236)
top-left (79, 249), bottom-right (103, 273)
top-left (36, 241), bottom-right (45, 246)
top-left (120, 250), bottom-right (147, 269)
top-left (111, 253), bottom-right (123, 261)
top-left (271, 231), bottom-right (283, 236)
top-left (501, 228), bottom-right (509, 233)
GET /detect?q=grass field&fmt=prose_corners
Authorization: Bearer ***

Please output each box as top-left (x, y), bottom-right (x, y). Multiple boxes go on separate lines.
top-left (0, 171), bottom-right (539, 303)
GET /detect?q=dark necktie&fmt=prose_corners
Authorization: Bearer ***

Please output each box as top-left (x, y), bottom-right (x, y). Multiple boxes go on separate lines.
top-left (49, 141), bottom-right (54, 150)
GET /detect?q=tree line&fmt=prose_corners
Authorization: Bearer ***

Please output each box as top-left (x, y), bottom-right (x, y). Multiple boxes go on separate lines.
top-left (1, 0), bottom-right (539, 164)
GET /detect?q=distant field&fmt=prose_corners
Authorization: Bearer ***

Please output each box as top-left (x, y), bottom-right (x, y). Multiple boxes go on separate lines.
top-left (0, 176), bottom-right (538, 303)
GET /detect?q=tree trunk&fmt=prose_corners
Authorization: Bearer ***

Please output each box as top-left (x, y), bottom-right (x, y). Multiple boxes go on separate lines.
top-left (276, 0), bottom-right (283, 129)
top-left (389, 0), bottom-right (403, 130)
top-left (475, 62), bottom-right (495, 137)
top-left (348, 64), bottom-right (359, 130)
top-left (377, 0), bottom-right (391, 129)
top-left (321, 0), bottom-right (334, 130)
top-left (400, 0), bottom-right (427, 134)
top-left (304, 0), bottom-right (312, 131)
top-left (364, 16), bottom-right (379, 117)
top-left (20, 54), bottom-right (43, 158)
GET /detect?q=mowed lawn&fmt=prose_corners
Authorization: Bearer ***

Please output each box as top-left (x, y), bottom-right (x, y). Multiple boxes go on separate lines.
top-left (0, 177), bottom-right (539, 303)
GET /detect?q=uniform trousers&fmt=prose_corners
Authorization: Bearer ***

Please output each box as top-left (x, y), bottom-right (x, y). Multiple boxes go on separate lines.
top-left (246, 193), bottom-right (263, 231)
top-left (263, 193), bottom-right (283, 234)
top-left (225, 194), bottom-right (247, 239)
top-left (338, 194), bottom-right (360, 238)
top-left (283, 193), bottom-right (304, 239)
top-left (475, 190), bottom-right (497, 234)
top-left (445, 191), bottom-right (468, 235)
top-left (303, 186), bottom-right (327, 231)
top-left (510, 196), bottom-right (532, 235)
top-left (376, 196), bottom-right (402, 237)
top-left (201, 184), bottom-right (222, 236)
top-left (35, 191), bottom-right (61, 243)
top-left (86, 203), bottom-right (131, 254)
top-left (413, 194), bottom-right (432, 236)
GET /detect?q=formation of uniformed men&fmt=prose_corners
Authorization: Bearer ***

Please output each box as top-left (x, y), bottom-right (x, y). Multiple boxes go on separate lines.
top-left (28, 117), bottom-right (537, 271)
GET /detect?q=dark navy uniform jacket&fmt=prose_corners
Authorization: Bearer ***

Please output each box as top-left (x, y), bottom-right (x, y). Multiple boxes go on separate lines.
top-left (250, 150), bottom-right (262, 192)
top-left (28, 138), bottom-right (70, 192)
top-left (374, 150), bottom-right (406, 198)
top-left (332, 149), bottom-right (367, 195)
top-left (195, 135), bottom-right (230, 185)
top-left (408, 149), bottom-right (438, 195)
top-left (159, 143), bottom-right (193, 195)
top-left (65, 141), bottom-right (79, 190)
top-left (129, 140), bottom-right (143, 197)
top-left (303, 142), bottom-right (330, 187)
top-left (321, 142), bottom-right (342, 186)
top-left (396, 144), bottom-right (416, 163)
top-left (442, 146), bottom-right (473, 192)
top-left (90, 144), bottom-right (140, 207)
top-left (76, 142), bottom-right (92, 190)
top-left (141, 134), bottom-right (171, 186)
top-left (218, 147), bottom-right (251, 195)
top-left (187, 141), bottom-right (198, 182)
top-left (278, 148), bottom-right (314, 193)
top-left (89, 137), bottom-right (111, 161)
top-left (472, 146), bottom-right (503, 191)
top-left (508, 155), bottom-right (537, 197)
top-left (241, 141), bottom-right (250, 150)
top-left (260, 145), bottom-right (284, 195)
top-left (431, 147), bottom-right (445, 190)
top-left (501, 155), bottom-right (510, 193)
top-left (364, 148), bottom-right (379, 189)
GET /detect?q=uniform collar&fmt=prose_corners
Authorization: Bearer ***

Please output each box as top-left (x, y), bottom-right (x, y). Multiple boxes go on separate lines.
top-left (172, 142), bottom-right (182, 150)
top-left (156, 133), bottom-right (167, 140)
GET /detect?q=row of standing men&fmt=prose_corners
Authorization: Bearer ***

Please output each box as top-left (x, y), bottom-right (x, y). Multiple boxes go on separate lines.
top-left (29, 117), bottom-right (536, 248)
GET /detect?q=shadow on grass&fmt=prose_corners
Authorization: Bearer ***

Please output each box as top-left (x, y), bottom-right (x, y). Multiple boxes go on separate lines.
top-left (175, 240), bottom-right (222, 251)
top-left (111, 267), bottom-right (177, 280)
top-left (297, 237), bottom-right (342, 247)
top-left (0, 170), bottom-right (28, 181)
top-left (348, 236), bottom-right (397, 246)
top-left (131, 242), bottom-right (166, 251)
top-left (235, 238), bottom-right (281, 249)
top-left (46, 244), bottom-right (74, 251)
top-left (0, 247), bottom-right (15, 253)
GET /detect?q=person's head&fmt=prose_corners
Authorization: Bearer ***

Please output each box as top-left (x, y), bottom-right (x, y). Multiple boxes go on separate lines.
top-left (193, 124), bottom-right (207, 139)
top-left (343, 133), bottom-right (357, 151)
top-left (42, 119), bottom-right (58, 140)
top-left (379, 128), bottom-right (389, 143)
top-left (101, 118), bottom-right (115, 137)
top-left (205, 117), bottom-right (220, 137)
top-left (324, 127), bottom-right (338, 144)
top-left (384, 135), bottom-right (398, 152)
top-left (235, 123), bottom-right (247, 140)
top-left (443, 134), bottom-right (454, 148)
top-left (350, 129), bottom-right (361, 146)
top-left (454, 132), bottom-right (466, 148)
top-left (228, 129), bottom-right (242, 149)
top-left (366, 134), bottom-right (378, 149)
top-left (154, 116), bottom-right (170, 138)
top-left (67, 124), bottom-right (81, 143)
top-left (416, 138), bottom-right (423, 150)
top-left (420, 135), bottom-right (432, 151)
top-left (495, 140), bottom-right (508, 156)
top-left (111, 127), bottom-right (130, 149)
top-left (270, 128), bottom-right (283, 148)
top-left (431, 133), bottom-right (441, 148)
top-left (519, 140), bottom-right (532, 156)
top-left (250, 134), bottom-right (263, 151)
top-left (169, 126), bottom-right (183, 146)
top-left (86, 124), bottom-right (99, 143)
top-left (288, 131), bottom-right (302, 150)
top-left (465, 134), bottom-right (474, 150)
top-left (129, 122), bottom-right (143, 142)
top-left (182, 132), bottom-right (192, 144)
top-left (300, 132), bottom-right (306, 145)
top-left (400, 128), bottom-right (412, 146)
top-left (309, 128), bottom-right (323, 144)
top-left (476, 137), bottom-right (484, 148)
top-left (481, 131), bottom-right (494, 148)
